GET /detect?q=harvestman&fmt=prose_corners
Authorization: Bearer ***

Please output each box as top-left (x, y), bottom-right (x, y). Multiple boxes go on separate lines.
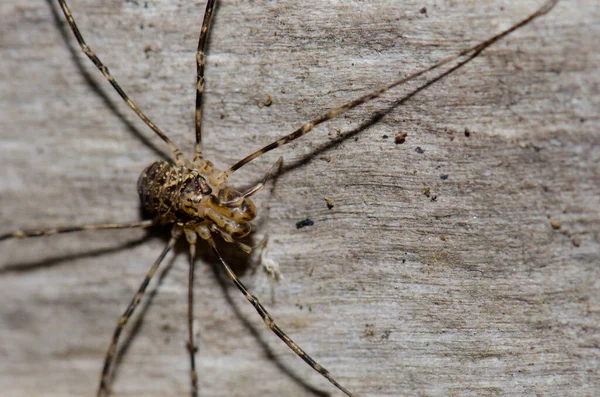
top-left (1, 0), bottom-right (558, 396)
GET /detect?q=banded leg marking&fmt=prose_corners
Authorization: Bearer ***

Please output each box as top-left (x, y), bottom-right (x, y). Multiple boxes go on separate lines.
top-left (97, 229), bottom-right (180, 397)
top-left (208, 238), bottom-right (354, 397)
top-left (224, 0), bottom-right (558, 176)
top-left (186, 233), bottom-right (199, 397)
top-left (0, 220), bottom-right (153, 242)
top-left (194, 0), bottom-right (217, 162)
top-left (56, 0), bottom-right (185, 164)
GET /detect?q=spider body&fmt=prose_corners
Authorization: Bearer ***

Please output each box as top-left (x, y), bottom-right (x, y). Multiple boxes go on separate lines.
top-left (137, 160), bottom-right (256, 240)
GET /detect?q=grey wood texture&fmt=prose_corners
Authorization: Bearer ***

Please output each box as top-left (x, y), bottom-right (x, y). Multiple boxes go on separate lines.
top-left (1, 1), bottom-right (598, 396)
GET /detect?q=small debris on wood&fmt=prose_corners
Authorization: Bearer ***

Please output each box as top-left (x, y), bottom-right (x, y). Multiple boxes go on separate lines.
top-left (327, 128), bottom-right (342, 137)
top-left (319, 155), bottom-right (332, 162)
top-left (324, 197), bottom-right (335, 209)
top-left (258, 95), bottom-right (273, 108)
top-left (572, 237), bottom-right (581, 247)
top-left (420, 7), bottom-right (428, 17)
top-left (424, 187), bottom-right (438, 201)
top-left (363, 323), bottom-right (376, 338)
top-left (395, 131), bottom-right (408, 144)
top-left (382, 134), bottom-right (389, 139)
top-left (296, 218), bottom-right (314, 229)
top-left (550, 219), bottom-right (561, 229)
top-left (415, 146), bottom-right (425, 154)
top-left (380, 330), bottom-right (392, 340)
top-left (440, 234), bottom-right (446, 241)
top-left (440, 174), bottom-right (449, 180)
top-left (464, 128), bottom-right (471, 137)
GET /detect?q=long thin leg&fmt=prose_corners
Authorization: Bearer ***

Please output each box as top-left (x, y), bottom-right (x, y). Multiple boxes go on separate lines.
top-left (223, 0), bottom-right (558, 177)
top-left (220, 157), bottom-right (283, 206)
top-left (207, 238), bottom-right (354, 397)
top-left (0, 220), bottom-right (153, 242)
top-left (186, 232), bottom-right (199, 397)
top-left (56, 0), bottom-right (185, 164)
top-left (193, 0), bottom-right (217, 163)
top-left (97, 228), bottom-right (181, 397)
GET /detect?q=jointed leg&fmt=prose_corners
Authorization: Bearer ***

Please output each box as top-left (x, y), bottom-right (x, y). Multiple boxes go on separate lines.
top-left (193, 0), bottom-right (217, 163)
top-left (97, 227), bottom-right (181, 397)
top-left (0, 220), bottom-right (153, 242)
top-left (219, 157), bottom-right (283, 206)
top-left (207, 238), bottom-right (354, 397)
top-left (208, 223), bottom-right (252, 254)
top-left (223, 0), bottom-right (558, 177)
top-left (56, 0), bottom-right (185, 164)
top-left (185, 231), bottom-right (200, 397)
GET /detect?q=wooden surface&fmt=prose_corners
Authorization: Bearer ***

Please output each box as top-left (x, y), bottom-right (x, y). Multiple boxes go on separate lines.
top-left (1, 1), bottom-right (598, 396)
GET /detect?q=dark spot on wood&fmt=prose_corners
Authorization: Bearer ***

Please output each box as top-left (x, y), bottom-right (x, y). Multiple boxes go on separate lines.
top-left (415, 146), bottom-right (424, 154)
top-left (380, 330), bottom-right (392, 340)
top-left (440, 174), bottom-right (449, 180)
top-left (296, 218), bottom-right (314, 229)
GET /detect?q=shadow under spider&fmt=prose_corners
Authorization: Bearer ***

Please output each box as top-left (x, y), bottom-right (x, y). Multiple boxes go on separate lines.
top-left (280, 54), bottom-right (480, 177)
top-left (0, 232), bottom-right (155, 275)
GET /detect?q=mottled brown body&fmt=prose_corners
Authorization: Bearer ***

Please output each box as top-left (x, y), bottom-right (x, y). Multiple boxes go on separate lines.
top-left (137, 160), bottom-right (256, 238)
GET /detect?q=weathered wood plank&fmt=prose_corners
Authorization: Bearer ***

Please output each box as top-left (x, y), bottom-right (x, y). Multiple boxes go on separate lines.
top-left (1, 1), bottom-right (598, 396)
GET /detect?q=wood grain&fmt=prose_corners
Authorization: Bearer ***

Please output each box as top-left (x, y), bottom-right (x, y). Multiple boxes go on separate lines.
top-left (1, 1), bottom-right (598, 396)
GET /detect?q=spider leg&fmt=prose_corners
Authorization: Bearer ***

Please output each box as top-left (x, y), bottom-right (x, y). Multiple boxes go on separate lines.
top-left (209, 224), bottom-right (252, 254)
top-left (223, 0), bottom-right (558, 177)
top-left (97, 227), bottom-right (181, 397)
top-left (193, 0), bottom-right (217, 163)
top-left (207, 237), bottom-right (354, 397)
top-left (220, 157), bottom-right (283, 206)
top-left (185, 231), bottom-right (200, 397)
top-left (0, 220), bottom-right (153, 241)
top-left (56, 0), bottom-right (185, 165)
